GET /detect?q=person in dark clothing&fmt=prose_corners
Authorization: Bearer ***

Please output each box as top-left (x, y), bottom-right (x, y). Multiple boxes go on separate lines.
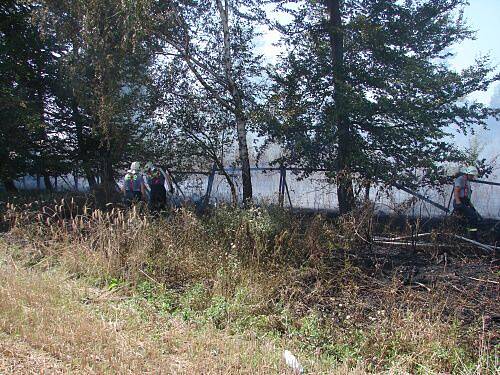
top-left (144, 162), bottom-right (173, 213)
top-left (453, 165), bottom-right (481, 238)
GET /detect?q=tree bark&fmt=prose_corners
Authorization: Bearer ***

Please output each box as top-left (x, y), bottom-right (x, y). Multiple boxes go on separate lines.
top-left (43, 173), bottom-right (53, 191)
top-left (235, 115), bottom-right (252, 204)
top-left (215, 160), bottom-right (238, 206)
top-left (85, 171), bottom-right (97, 189)
top-left (71, 99), bottom-right (96, 189)
top-left (100, 149), bottom-right (115, 186)
top-left (216, 0), bottom-right (253, 204)
top-left (326, 0), bottom-right (355, 214)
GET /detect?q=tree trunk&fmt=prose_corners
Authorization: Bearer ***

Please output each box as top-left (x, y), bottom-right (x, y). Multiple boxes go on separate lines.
top-left (216, 0), bottom-right (253, 204)
top-left (235, 115), bottom-right (252, 204)
top-left (43, 173), bottom-right (53, 191)
top-left (74, 172), bottom-right (79, 191)
top-left (85, 170), bottom-right (97, 189)
top-left (326, 0), bottom-right (355, 214)
top-left (215, 160), bottom-right (238, 206)
top-left (72, 100), bottom-right (97, 189)
top-left (2, 178), bottom-right (18, 193)
top-left (100, 150), bottom-right (115, 186)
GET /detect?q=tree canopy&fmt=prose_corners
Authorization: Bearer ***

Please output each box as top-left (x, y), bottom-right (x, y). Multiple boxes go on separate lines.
top-left (264, 0), bottom-right (499, 213)
top-left (1, 0), bottom-right (498, 212)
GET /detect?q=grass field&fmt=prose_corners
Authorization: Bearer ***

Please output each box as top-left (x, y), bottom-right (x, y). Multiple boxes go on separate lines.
top-left (0, 197), bottom-right (498, 374)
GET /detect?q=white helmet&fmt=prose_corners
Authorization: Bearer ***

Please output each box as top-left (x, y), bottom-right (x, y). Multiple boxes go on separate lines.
top-left (130, 161), bottom-right (141, 172)
top-left (145, 161), bottom-right (154, 170)
top-left (445, 164), bottom-right (462, 177)
top-left (464, 166), bottom-right (478, 176)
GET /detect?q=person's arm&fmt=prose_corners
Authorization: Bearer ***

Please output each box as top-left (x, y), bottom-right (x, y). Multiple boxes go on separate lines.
top-left (454, 186), bottom-right (462, 205)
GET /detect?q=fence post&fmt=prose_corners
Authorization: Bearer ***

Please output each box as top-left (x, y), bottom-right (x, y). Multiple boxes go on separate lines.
top-left (202, 163), bottom-right (217, 210)
top-left (283, 170), bottom-right (293, 209)
top-left (278, 165), bottom-right (285, 207)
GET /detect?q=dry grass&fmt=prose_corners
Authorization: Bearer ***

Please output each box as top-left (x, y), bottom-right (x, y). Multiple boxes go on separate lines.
top-left (0, 244), bottom-right (378, 374)
top-left (0, 198), bottom-right (498, 374)
top-left (0, 251), bottom-right (288, 374)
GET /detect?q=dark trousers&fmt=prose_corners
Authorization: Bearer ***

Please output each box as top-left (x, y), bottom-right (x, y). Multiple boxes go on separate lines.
top-left (149, 186), bottom-right (167, 212)
top-left (124, 191), bottom-right (142, 206)
top-left (453, 198), bottom-right (479, 228)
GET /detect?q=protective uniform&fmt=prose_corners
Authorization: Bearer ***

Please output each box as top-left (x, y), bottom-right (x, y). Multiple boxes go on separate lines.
top-left (124, 171), bottom-right (144, 205)
top-left (146, 167), bottom-right (167, 212)
top-left (453, 166), bottom-right (480, 238)
top-left (123, 162), bottom-right (144, 206)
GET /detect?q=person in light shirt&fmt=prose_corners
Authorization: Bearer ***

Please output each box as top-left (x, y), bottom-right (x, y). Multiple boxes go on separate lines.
top-left (121, 162), bottom-right (146, 206)
top-left (453, 165), bottom-right (480, 238)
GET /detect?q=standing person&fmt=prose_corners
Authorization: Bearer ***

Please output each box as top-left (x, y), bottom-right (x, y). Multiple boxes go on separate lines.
top-left (144, 162), bottom-right (173, 213)
top-left (122, 162), bottom-right (146, 206)
top-left (453, 165), bottom-right (481, 238)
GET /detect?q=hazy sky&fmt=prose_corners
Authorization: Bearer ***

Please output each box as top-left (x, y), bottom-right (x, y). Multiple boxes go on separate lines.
top-left (449, 0), bottom-right (500, 158)
top-left (257, 1), bottom-right (500, 158)
top-left (450, 0), bottom-right (500, 104)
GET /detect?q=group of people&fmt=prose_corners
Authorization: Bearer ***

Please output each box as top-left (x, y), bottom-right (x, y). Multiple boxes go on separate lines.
top-left (121, 161), bottom-right (174, 212)
top-left (120, 160), bottom-right (482, 233)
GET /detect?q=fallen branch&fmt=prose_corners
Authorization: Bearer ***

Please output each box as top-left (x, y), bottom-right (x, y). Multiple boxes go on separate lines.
top-left (464, 276), bottom-right (499, 285)
top-left (376, 232), bottom-right (433, 242)
top-left (373, 240), bottom-right (452, 248)
top-left (453, 235), bottom-right (495, 252)
top-left (410, 281), bottom-right (432, 292)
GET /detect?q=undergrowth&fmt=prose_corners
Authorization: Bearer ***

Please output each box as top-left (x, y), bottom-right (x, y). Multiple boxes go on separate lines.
top-left (0, 197), bottom-right (498, 374)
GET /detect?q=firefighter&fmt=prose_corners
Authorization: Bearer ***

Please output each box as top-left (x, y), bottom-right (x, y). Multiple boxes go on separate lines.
top-left (453, 165), bottom-right (481, 238)
top-left (122, 162), bottom-right (146, 206)
top-left (144, 162), bottom-right (173, 213)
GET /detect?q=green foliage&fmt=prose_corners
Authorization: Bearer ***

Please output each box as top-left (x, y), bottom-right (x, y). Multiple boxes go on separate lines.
top-left (264, 0), bottom-right (500, 208)
top-left (0, 0), bottom-right (71, 184)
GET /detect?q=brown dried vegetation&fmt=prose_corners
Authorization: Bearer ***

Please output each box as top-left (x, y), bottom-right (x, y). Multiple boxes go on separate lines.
top-left (0, 196), bottom-right (498, 374)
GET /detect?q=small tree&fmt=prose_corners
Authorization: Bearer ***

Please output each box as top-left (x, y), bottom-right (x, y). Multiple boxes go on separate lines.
top-left (41, 0), bottom-right (158, 186)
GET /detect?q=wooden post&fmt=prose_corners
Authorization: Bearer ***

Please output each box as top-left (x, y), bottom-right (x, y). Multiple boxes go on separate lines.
top-left (283, 170), bottom-right (293, 209)
top-left (278, 165), bottom-right (285, 207)
top-left (202, 163), bottom-right (217, 210)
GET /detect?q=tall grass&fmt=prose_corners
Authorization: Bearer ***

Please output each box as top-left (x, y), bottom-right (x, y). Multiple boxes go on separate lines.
top-left (1, 198), bottom-right (497, 373)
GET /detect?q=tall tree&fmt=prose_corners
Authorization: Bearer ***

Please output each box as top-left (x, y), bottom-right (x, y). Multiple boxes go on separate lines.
top-left (266, 0), bottom-right (499, 214)
top-left (158, 0), bottom-right (266, 203)
top-left (0, 0), bottom-right (69, 190)
top-left (41, 0), bottom-right (158, 186)
top-left (148, 74), bottom-right (240, 204)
